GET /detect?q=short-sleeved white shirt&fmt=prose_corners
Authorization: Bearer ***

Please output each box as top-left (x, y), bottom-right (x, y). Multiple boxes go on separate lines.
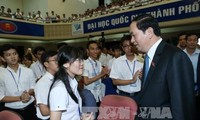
top-left (49, 78), bottom-right (82, 120)
top-left (0, 67), bottom-right (5, 73)
top-left (83, 57), bottom-right (105, 102)
top-left (109, 55), bottom-right (143, 93)
top-left (107, 57), bottom-right (116, 70)
top-left (0, 64), bottom-right (36, 109)
top-left (35, 72), bottom-right (53, 119)
top-left (98, 53), bottom-right (112, 66)
top-left (30, 60), bottom-right (46, 79)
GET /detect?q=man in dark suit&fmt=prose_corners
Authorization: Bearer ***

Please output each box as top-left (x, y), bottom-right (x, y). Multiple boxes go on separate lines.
top-left (129, 14), bottom-right (196, 120)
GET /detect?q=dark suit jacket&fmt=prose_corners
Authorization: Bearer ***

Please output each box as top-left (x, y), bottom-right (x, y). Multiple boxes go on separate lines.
top-left (136, 41), bottom-right (196, 120)
top-left (197, 53), bottom-right (200, 93)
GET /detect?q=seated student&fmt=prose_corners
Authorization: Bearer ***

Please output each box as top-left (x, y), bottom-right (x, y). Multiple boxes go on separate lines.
top-left (49, 46), bottom-right (93, 120)
top-left (0, 44), bottom-right (36, 120)
top-left (34, 51), bottom-right (58, 120)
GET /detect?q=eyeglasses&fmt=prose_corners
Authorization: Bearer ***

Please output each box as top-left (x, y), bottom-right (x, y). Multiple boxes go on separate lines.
top-left (75, 59), bottom-right (84, 63)
top-left (48, 60), bottom-right (58, 63)
top-left (123, 45), bottom-right (132, 49)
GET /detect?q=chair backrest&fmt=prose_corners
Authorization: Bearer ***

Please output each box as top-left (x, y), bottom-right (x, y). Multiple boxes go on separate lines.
top-left (0, 110), bottom-right (23, 120)
top-left (98, 95), bottom-right (137, 120)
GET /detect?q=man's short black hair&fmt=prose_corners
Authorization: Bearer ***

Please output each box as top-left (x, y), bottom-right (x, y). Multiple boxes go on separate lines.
top-left (41, 51), bottom-right (57, 68)
top-left (0, 44), bottom-right (18, 57)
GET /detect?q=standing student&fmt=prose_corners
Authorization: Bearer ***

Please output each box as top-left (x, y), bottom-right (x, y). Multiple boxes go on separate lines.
top-left (0, 44), bottom-right (36, 120)
top-left (83, 41), bottom-right (109, 104)
top-left (30, 46), bottom-right (46, 81)
top-left (129, 14), bottom-right (195, 120)
top-left (35, 51), bottom-right (58, 120)
top-left (49, 46), bottom-right (93, 120)
top-left (109, 35), bottom-right (143, 98)
top-left (107, 45), bottom-right (122, 70)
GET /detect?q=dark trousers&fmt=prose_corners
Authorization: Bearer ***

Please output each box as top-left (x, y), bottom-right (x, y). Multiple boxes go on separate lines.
top-left (5, 102), bottom-right (37, 120)
top-left (0, 102), bottom-right (5, 112)
top-left (196, 96), bottom-right (200, 120)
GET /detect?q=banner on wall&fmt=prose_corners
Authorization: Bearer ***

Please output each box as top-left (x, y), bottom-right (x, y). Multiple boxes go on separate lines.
top-left (0, 19), bottom-right (44, 37)
top-left (72, 22), bottom-right (84, 35)
top-left (83, 0), bottom-right (200, 33)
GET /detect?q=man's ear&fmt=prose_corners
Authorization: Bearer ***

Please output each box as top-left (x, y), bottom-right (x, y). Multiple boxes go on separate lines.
top-left (146, 27), bottom-right (153, 39)
top-left (44, 62), bottom-right (48, 68)
top-left (63, 63), bottom-right (70, 68)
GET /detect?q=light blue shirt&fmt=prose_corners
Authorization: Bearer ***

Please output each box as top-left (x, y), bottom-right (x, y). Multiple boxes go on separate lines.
top-left (184, 48), bottom-right (200, 83)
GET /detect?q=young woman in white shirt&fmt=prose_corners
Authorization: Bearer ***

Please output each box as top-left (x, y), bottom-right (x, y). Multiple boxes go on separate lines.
top-left (49, 46), bottom-right (93, 120)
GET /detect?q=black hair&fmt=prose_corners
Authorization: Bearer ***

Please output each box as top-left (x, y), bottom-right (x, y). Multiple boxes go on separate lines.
top-left (24, 53), bottom-right (33, 61)
top-left (49, 46), bottom-right (83, 104)
top-left (41, 51), bottom-right (57, 68)
top-left (0, 44), bottom-right (18, 57)
top-left (186, 33), bottom-right (199, 41)
top-left (112, 45), bottom-right (122, 51)
top-left (120, 35), bottom-right (132, 46)
top-left (33, 46), bottom-right (45, 55)
top-left (57, 42), bottom-right (68, 50)
top-left (86, 40), bottom-right (98, 49)
top-left (178, 32), bottom-right (187, 38)
top-left (132, 14), bottom-right (161, 36)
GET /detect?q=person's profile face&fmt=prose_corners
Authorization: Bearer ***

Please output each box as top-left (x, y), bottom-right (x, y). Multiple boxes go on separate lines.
top-left (36, 50), bottom-right (45, 61)
top-left (46, 55), bottom-right (58, 73)
top-left (66, 58), bottom-right (84, 77)
top-left (129, 22), bottom-right (149, 53)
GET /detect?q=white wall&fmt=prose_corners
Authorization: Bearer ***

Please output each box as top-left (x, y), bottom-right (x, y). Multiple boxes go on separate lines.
top-left (23, 0), bottom-right (48, 16)
top-left (1, 0), bottom-right (23, 13)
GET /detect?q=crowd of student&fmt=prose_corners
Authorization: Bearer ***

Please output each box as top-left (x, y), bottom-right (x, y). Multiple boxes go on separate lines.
top-left (0, 0), bottom-right (168, 23)
top-left (0, 13), bottom-right (200, 120)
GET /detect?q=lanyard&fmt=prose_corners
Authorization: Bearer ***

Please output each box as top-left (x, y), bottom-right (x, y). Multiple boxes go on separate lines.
top-left (7, 68), bottom-right (21, 91)
top-left (126, 60), bottom-right (136, 77)
top-left (78, 105), bottom-right (81, 118)
top-left (88, 59), bottom-right (98, 76)
top-left (38, 64), bottom-right (44, 74)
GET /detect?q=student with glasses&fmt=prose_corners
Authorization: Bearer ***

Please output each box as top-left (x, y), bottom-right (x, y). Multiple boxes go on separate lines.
top-left (35, 51), bottom-right (58, 120)
top-left (49, 46), bottom-right (93, 120)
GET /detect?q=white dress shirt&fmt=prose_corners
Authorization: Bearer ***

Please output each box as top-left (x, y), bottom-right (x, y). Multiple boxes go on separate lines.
top-left (83, 57), bottom-right (105, 102)
top-left (49, 78), bottom-right (82, 120)
top-left (30, 60), bottom-right (46, 80)
top-left (99, 53), bottom-right (112, 66)
top-left (0, 64), bottom-right (35, 109)
top-left (35, 72), bottom-right (54, 119)
top-left (110, 55), bottom-right (143, 93)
